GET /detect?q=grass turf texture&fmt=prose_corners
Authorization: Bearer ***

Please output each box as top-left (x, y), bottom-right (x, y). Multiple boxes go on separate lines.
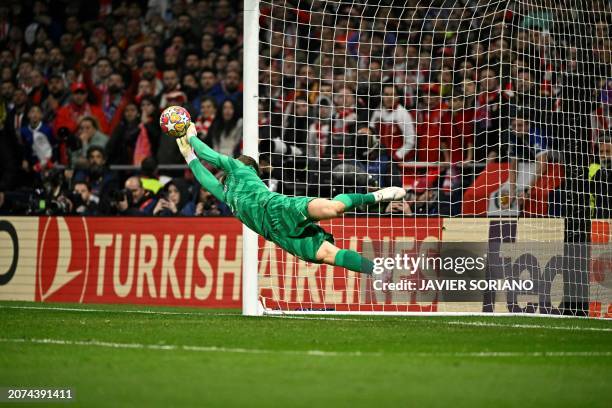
top-left (0, 301), bottom-right (610, 408)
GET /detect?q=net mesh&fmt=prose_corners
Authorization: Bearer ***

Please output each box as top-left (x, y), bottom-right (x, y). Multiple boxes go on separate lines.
top-left (254, 0), bottom-right (612, 316)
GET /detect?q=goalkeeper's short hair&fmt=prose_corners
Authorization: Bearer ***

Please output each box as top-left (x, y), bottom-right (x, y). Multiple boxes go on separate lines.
top-left (237, 155), bottom-right (259, 174)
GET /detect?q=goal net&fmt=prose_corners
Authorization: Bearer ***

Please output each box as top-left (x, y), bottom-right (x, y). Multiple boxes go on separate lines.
top-left (246, 0), bottom-right (612, 317)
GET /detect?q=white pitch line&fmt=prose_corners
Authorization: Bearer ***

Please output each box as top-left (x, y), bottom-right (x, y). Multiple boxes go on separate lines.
top-left (445, 321), bottom-right (612, 332)
top-left (267, 315), bottom-right (612, 332)
top-left (2, 305), bottom-right (611, 332)
top-left (0, 337), bottom-right (378, 357)
top-left (0, 304), bottom-right (239, 317)
top-left (0, 338), bottom-right (610, 358)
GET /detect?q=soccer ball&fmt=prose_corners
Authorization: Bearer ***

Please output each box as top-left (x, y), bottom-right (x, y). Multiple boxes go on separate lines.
top-left (160, 106), bottom-right (191, 138)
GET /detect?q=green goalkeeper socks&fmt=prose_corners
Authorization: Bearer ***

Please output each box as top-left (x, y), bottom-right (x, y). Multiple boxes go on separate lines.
top-left (333, 193), bottom-right (376, 211)
top-left (334, 249), bottom-right (374, 275)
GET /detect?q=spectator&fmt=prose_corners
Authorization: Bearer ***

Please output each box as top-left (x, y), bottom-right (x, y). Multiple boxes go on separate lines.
top-left (153, 178), bottom-right (195, 216)
top-left (590, 132), bottom-right (612, 218)
top-left (135, 79), bottom-right (154, 104)
top-left (181, 72), bottom-right (199, 104)
top-left (501, 112), bottom-right (561, 211)
top-left (369, 83), bottom-right (417, 162)
top-left (159, 68), bottom-right (187, 109)
top-left (355, 125), bottom-right (400, 188)
top-left (414, 84), bottom-right (451, 163)
top-left (193, 68), bottom-right (218, 114)
top-left (138, 96), bottom-right (161, 158)
top-left (173, 14), bottom-right (197, 42)
top-left (331, 86), bottom-right (358, 159)
top-left (474, 67), bottom-right (506, 162)
top-left (206, 99), bottom-right (243, 157)
top-left (140, 60), bottom-right (163, 98)
top-left (195, 97), bottom-right (217, 140)
top-left (89, 57), bottom-right (113, 94)
top-left (41, 73), bottom-right (69, 123)
top-left (84, 68), bottom-right (137, 134)
top-left (28, 69), bottom-right (46, 105)
top-left (20, 105), bottom-right (55, 171)
top-left (53, 81), bottom-right (109, 135)
top-left (106, 103), bottom-right (146, 165)
top-left (307, 96), bottom-right (333, 159)
top-left (591, 79), bottom-right (612, 146)
top-left (70, 116), bottom-right (108, 168)
top-left (409, 173), bottom-right (446, 216)
top-left (140, 157), bottom-right (163, 195)
top-left (448, 91), bottom-right (475, 164)
top-left (283, 96), bottom-right (309, 157)
top-left (210, 69), bottom-right (242, 107)
top-left (6, 87), bottom-right (29, 139)
top-left (47, 47), bottom-right (66, 76)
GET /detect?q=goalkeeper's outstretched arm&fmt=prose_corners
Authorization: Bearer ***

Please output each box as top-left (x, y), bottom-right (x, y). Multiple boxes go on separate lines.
top-left (176, 137), bottom-right (226, 202)
top-left (185, 123), bottom-right (237, 172)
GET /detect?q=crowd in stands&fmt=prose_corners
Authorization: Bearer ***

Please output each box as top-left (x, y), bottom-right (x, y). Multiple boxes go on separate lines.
top-left (0, 0), bottom-right (241, 216)
top-left (257, 0), bottom-right (612, 216)
top-left (0, 0), bottom-right (610, 217)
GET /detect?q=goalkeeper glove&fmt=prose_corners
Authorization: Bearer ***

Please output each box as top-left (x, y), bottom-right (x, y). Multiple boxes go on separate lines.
top-left (186, 122), bottom-right (197, 142)
top-left (176, 136), bottom-right (197, 164)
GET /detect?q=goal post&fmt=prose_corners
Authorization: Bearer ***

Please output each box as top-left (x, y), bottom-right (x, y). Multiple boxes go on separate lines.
top-left (245, 0), bottom-right (612, 317)
top-left (242, 0), bottom-right (262, 316)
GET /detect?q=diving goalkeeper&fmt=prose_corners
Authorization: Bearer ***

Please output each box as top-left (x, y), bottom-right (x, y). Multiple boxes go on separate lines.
top-left (176, 123), bottom-right (406, 274)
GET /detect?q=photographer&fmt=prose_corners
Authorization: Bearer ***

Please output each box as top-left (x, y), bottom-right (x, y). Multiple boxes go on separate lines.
top-left (194, 187), bottom-right (231, 216)
top-left (73, 181), bottom-right (99, 215)
top-left (110, 176), bottom-right (155, 215)
top-left (73, 146), bottom-right (118, 214)
top-left (25, 167), bottom-right (75, 215)
top-left (153, 178), bottom-right (195, 216)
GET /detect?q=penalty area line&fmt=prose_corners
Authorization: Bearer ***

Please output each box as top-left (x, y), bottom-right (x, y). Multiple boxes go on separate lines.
top-left (0, 338), bottom-right (610, 358)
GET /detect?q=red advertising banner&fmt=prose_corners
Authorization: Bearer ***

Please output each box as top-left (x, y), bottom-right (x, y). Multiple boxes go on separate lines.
top-left (35, 217), bottom-right (244, 307)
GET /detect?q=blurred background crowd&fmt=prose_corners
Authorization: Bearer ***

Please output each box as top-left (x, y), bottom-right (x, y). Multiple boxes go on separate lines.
top-left (0, 0), bottom-right (610, 217)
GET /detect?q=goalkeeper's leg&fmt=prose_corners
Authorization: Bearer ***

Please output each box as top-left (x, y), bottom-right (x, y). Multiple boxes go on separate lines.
top-left (316, 241), bottom-right (374, 274)
top-left (307, 187), bottom-right (406, 221)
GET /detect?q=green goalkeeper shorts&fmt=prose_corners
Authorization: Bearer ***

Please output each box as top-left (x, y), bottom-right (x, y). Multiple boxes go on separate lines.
top-left (264, 195), bottom-right (334, 263)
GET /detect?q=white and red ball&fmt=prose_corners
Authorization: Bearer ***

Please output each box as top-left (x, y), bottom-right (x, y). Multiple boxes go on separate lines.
top-left (159, 106), bottom-right (191, 138)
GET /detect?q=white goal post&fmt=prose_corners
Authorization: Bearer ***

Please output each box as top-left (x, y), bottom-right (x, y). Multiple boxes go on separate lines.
top-left (243, 0), bottom-right (262, 316)
top-left (243, 0), bottom-right (612, 317)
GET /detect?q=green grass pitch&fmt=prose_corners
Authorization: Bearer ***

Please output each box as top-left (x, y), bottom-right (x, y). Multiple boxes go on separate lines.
top-left (0, 301), bottom-right (610, 407)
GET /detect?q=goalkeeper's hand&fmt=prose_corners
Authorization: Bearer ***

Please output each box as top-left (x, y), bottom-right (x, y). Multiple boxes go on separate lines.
top-left (176, 136), bottom-right (197, 164)
top-left (186, 122), bottom-right (197, 142)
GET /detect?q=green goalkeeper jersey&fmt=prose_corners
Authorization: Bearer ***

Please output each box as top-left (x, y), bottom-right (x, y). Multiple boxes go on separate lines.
top-left (187, 137), bottom-right (280, 237)
top-left (187, 136), bottom-right (334, 263)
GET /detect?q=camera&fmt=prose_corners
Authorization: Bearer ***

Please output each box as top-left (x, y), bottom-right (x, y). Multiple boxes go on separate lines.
top-left (57, 127), bottom-right (82, 151)
top-left (110, 189), bottom-right (133, 206)
top-left (46, 198), bottom-right (72, 215)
